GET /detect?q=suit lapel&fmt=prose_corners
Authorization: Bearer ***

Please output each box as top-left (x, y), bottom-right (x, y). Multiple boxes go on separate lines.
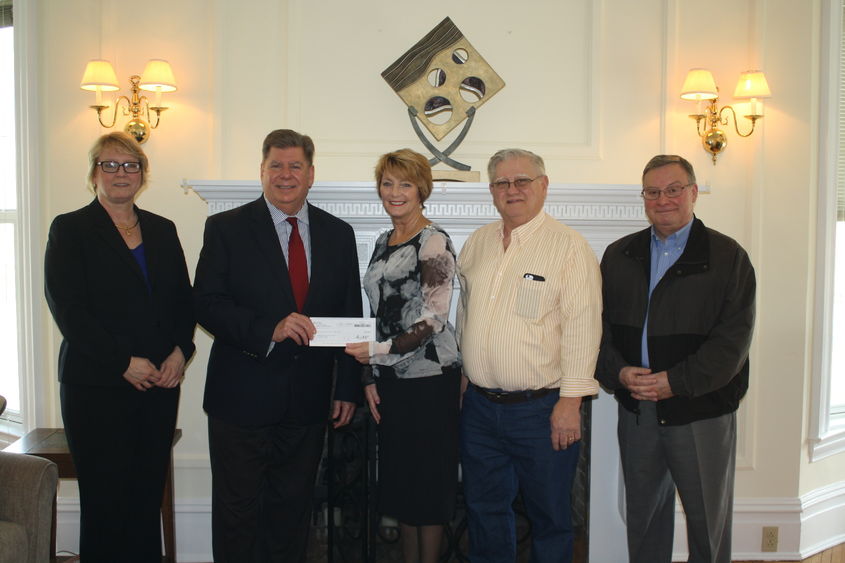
top-left (86, 199), bottom-right (147, 284)
top-left (305, 203), bottom-right (330, 313)
top-left (246, 198), bottom-right (298, 310)
top-left (139, 210), bottom-right (164, 293)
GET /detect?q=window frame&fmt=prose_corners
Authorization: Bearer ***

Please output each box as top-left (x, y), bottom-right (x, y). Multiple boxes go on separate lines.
top-left (1, 0), bottom-right (45, 436)
top-left (0, 8), bottom-right (19, 438)
top-left (810, 0), bottom-right (845, 461)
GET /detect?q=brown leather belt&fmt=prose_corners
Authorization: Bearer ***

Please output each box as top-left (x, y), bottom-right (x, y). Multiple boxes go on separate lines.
top-left (470, 384), bottom-right (559, 404)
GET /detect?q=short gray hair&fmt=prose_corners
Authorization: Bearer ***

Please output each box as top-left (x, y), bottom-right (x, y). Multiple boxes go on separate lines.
top-left (487, 149), bottom-right (546, 181)
top-left (642, 155), bottom-right (696, 185)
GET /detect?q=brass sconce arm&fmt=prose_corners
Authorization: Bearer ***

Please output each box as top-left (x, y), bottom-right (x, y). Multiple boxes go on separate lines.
top-left (90, 95), bottom-right (131, 129)
top-left (89, 74), bottom-right (167, 129)
top-left (717, 104), bottom-right (761, 138)
top-left (687, 98), bottom-right (718, 137)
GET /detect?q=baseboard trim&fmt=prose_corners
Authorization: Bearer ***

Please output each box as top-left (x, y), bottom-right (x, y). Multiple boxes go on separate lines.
top-left (54, 482), bottom-right (845, 562)
top-left (670, 481), bottom-right (845, 561)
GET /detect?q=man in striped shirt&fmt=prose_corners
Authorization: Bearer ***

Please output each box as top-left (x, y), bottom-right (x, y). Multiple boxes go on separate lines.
top-left (457, 148), bottom-right (602, 563)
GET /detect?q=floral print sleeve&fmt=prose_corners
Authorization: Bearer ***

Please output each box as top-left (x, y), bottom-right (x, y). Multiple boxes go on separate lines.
top-left (363, 225), bottom-right (461, 378)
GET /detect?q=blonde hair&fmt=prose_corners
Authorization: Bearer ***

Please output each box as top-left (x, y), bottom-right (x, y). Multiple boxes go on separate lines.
top-left (374, 149), bottom-right (434, 204)
top-left (87, 132), bottom-right (149, 192)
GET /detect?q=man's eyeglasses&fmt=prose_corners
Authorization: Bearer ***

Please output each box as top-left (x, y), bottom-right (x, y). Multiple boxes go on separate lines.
top-left (490, 176), bottom-right (542, 191)
top-left (641, 183), bottom-right (693, 200)
top-left (97, 161), bottom-right (142, 174)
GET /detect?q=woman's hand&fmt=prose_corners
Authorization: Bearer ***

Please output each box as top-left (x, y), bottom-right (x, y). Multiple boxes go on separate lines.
top-left (344, 341), bottom-right (371, 364)
top-left (364, 383), bottom-right (382, 424)
top-left (122, 356), bottom-right (161, 391)
top-left (157, 346), bottom-right (186, 388)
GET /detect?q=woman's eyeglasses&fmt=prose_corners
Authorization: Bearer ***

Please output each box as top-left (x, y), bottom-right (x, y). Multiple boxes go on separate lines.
top-left (97, 161), bottom-right (141, 174)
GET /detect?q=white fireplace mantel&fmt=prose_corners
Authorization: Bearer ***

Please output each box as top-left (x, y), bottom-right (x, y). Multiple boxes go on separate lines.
top-left (182, 179), bottom-right (648, 258)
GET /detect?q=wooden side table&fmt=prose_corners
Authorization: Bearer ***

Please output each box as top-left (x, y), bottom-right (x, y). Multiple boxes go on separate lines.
top-left (4, 427), bottom-right (181, 563)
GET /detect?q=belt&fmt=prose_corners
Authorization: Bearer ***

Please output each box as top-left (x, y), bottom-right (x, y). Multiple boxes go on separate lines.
top-left (470, 384), bottom-right (559, 404)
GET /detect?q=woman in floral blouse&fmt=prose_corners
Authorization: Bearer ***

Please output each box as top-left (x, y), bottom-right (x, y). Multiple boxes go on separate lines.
top-left (345, 149), bottom-right (461, 563)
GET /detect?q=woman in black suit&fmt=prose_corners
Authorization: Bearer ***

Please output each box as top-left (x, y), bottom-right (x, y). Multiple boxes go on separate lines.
top-left (45, 132), bottom-right (195, 563)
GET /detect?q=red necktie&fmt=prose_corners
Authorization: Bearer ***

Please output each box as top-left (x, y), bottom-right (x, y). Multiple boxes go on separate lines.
top-left (286, 217), bottom-right (308, 311)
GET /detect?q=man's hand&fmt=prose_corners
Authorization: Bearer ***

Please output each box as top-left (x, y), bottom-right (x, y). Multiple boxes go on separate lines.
top-left (648, 371), bottom-right (674, 400)
top-left (550, 396), bottom-right (582, 451)
top-left (331, 400), bottom-right (356, 428)
top-left (272, 313), bottom-right (316, 345)
top-left (620, 365), bottom-right (656, 400)
top-left (459, 375), bottom-right (469, 409)
top-left (620, 366), bottom-right (674, 401)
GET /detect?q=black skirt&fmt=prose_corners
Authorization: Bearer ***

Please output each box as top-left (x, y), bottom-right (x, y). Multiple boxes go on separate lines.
top-left (374, 367), bottom-right (461, 525)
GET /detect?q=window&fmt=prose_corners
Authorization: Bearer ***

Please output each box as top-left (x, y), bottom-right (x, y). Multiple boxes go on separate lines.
top-left (0, 0), bottom-right (39, 439)
top-left (0, 1), bottom-right (20, 433)
top-left (832, 0), bottom-right (845, 419)
top-left (811, 0), bottom-right (845, 460)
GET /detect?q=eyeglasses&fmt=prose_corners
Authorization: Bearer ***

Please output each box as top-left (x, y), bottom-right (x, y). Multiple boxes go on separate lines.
top-left (490, 176), bottom-right (542, 191)
top-left (641, 183), bottom-right (693, 200)
top-left (97, 161), bottom-right (142, 174)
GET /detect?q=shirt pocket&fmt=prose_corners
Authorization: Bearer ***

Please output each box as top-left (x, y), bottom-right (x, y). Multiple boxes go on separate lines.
top-left (513, 277), bottom-right (548, 320)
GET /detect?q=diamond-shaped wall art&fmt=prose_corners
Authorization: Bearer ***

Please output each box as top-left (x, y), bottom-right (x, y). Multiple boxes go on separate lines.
top-left (382, 17), bottom-right (505, 142)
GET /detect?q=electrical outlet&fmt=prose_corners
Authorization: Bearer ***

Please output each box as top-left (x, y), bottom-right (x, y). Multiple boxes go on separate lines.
top-left (762, 526), bottom-right (779, 552)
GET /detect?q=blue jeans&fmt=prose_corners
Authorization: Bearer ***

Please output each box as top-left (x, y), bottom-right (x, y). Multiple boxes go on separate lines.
top-left (460, 386), bottom-right (580, 563)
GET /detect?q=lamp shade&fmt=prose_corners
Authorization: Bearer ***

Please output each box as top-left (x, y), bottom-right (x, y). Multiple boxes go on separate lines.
top-left (80, 60), bottom-right (120, 91)
top-left (680, 68), bottom-right (718, 100)
top-left (139, 60), bottom-right (177, 92)
top-left (733, 70), bottom-right (771, 99)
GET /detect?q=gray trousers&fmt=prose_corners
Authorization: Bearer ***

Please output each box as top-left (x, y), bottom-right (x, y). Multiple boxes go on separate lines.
top-left (618, 401), bottom-right (736, 563)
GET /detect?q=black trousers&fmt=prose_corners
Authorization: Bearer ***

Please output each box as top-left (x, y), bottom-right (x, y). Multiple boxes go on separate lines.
top-left (208, 415), bottom-right (327, 563)
top-left (60, 382), bottom-right (179, 563)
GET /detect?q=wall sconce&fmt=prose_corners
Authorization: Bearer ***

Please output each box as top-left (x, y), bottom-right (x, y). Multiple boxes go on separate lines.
top-left (680, 68), bottom-right (771, 164)
top-left (80, 59), bottom-right (177, 144)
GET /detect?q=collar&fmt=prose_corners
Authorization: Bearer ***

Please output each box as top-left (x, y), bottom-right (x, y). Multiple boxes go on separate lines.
top-left (624, 215), bottom-right (710, 276)
top-left (264, 196), bottom-right (310, 228)
top-left (650, 218), bottom-right (693, 249)
top-left (497, 211), bottom-right (546, 245)
top-left (88, 197), bottom-right (142, 228)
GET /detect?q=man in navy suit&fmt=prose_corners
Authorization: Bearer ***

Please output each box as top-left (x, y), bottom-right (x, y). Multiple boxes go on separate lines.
top-left (194, 129), bottom-right (363, 562)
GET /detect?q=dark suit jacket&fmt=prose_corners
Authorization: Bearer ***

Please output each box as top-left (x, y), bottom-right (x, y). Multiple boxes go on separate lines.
top-left (194, 197), bottom-right (363, 427)
top-left (45, 198), bottom-right (196, 387)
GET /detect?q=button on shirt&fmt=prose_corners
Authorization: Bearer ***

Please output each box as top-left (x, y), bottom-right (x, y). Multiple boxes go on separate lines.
top-left (641, 219), bottom-right (693, 368)
top-left (457, 212), bottom-right (602, 397)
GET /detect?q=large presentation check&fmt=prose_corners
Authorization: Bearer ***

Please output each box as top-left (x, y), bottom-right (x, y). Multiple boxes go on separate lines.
top-left (310, 317), bottom-right (376, 347)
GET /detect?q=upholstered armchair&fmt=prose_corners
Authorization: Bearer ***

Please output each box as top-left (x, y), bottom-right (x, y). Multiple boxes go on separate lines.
top-left (0, 395), bottom-right (58, 563)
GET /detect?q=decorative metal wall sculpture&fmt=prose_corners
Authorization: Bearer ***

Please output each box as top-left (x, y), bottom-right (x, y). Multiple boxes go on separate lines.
top-left (382, 17), bottom-right (505, 174)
